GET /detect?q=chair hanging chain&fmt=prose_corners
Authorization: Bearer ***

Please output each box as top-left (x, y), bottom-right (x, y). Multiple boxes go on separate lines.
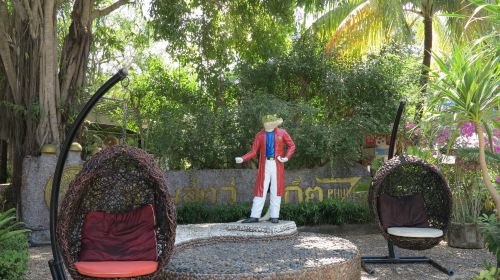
top-left (391, 102), bottom-right (408, 157)
top-left (398, 113), bottom-right (408, 155)
top-left (121, 77), bottom-right (131, 144)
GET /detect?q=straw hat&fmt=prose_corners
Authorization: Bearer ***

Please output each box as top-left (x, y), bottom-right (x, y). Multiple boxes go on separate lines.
top-left (262, 114), bottom-right (283, 129)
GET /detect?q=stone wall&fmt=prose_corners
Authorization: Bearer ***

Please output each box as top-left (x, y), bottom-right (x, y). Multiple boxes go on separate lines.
top-left (0, 183), bottom-right (11, 206)
top-left (167, 163), bottom-right (370, 206)
top-left (21, 151), bottom-right (83, 245)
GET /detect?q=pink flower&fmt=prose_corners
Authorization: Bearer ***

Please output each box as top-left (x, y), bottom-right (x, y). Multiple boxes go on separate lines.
top-left (438, 136), bottom-right (447, 144)
top-left (405, 122), bottom-right (416, 130)
top-left (440, 128), bottom-right (450, 137)
top-left (460, 122), bottom-right (475, 137)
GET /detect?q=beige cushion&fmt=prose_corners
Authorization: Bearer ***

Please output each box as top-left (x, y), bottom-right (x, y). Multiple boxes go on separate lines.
top-left (387, 227), bottom-right (443, 238)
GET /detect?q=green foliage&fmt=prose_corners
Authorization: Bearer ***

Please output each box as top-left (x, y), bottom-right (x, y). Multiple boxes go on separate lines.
top-left (405, 146), bottom-right (439, 165)
top-left (135, 42), bottom-right (417, 169)
top-left (430, 37), bottom-right (499, 142)
top-left (92, 4), bottom-right (422, 170)
top-left (478, 214), bottom-right (500, 263)
top-left (176, 203), bottom-right (251, 224)
top-left (148, 0), bottom-right (296, 110)
top-left (429, 30), bottom-right (500, 216)
top-left (150, 0), bottom-right (295, 65)
top-left (176, 199), bottom-right (371, 226)
top-left (370, 158), bottom-right (385, 174)
top-left (354, 179), bottom-right (371, 192)
top-left (0, 234), bottom-right (29, 280)
top-left (304, 0), bottom-right (487, 58)
top-left (0, 208), bottom-right (30, 244)
top-left (474, 263), bottom-right (499, 280)
top-left (236, 94), bottom-right (330, 169)
top-left (280, 198), bottom-right (371, 226)
top-left (450, 174), bottom-right (486, 224)
top-left (464, 0), bottom-right (500, 29)
top-left (456, 148), bottom-right (500, 166)
top-left (238, 42), bottom-right (417, 163)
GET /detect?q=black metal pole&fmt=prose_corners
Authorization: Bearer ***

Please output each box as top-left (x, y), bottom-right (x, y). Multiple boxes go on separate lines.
top-left (386, 101), bottom-right (404, 264)
top-left (48, 69), bottom-right (128, 280)
top-left (388, 100), bottom-right (405, 160)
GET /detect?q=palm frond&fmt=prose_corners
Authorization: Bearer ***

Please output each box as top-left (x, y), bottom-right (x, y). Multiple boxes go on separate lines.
top-left (431, 38), bottom-right (499, 126)
top-left (466, 0), bottom-right (500, 30)
top-left (305, 0), bottom-right (367, 40)
top-left (432, 14), bottom-right (453, 54)
top-left (325, 0), bottom-right (410, 56)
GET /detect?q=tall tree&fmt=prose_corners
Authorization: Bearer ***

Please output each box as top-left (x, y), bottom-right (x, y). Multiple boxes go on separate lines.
top-left (306, 0), bottom-right (487, 120)
top-left (0, 0), bottom-right (130, 211)
top-left (149, 0), bottom-right (298, 113)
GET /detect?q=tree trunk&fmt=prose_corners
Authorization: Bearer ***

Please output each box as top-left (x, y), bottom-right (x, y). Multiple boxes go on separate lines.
top-left (414, 6), bottom-right (433, 123)
top-left (0, 139), bottom-right (7, 183)
top-left (476, 123), bottom-right (500, 220)
top-left (38, 0), bottom-right (61, 145)
top-left (58, 0), bottom-right (95, 128)
top-left (0, 0), bottom-right (130, 211)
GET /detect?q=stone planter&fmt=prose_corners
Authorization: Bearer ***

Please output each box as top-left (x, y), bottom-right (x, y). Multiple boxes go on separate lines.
top-left (447, 222), bottom-right (484, 249)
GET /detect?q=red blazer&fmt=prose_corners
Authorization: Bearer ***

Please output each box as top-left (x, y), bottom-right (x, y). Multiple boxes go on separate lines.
top-left (242, 128), bottom-right (296, 197)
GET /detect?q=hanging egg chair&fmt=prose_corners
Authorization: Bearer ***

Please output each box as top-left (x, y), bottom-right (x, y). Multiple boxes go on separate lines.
top-left (57, 145), bottom-right (176, 279)
top-left (369, 155), bottom-right (452, 250)
top-left (362, 101), bottom-right (453, 276)
top-left (49, 69), bottom-right (176, 280)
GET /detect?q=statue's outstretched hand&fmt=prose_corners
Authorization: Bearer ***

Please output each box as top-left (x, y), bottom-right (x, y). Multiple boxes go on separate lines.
top-left (277, 156), bottom-right (288, 163)
top-left (235, 157), bottom-right (243, 164)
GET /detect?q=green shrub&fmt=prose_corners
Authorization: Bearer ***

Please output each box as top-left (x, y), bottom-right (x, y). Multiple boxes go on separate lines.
top-left (474, 262), bottom-right (499, 280)
top-left (478, 214), bottom-right (500, 263)
top-left (0, 208), bottom-right (30, 279)
top-left (0, 233), bottom-right (29, 280)
top-left (0, 208), bottom-right (29, 243)
top-left (281, 198), bottom-right (372, 226)
top-left (176, 202), bottom-right (251, 224)
top-left (176, 199), bottom-right (372, 226)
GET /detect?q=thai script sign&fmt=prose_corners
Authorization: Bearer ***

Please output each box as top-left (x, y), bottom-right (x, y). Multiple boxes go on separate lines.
top-left (166, 164), bottom-right (369, 205)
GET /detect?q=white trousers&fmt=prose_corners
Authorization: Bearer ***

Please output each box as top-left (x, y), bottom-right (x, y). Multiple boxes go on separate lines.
top-left (250, 159), bottom-right (282, 218)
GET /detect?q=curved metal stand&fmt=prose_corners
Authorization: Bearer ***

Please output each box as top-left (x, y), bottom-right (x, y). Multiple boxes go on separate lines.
top-left (361, 100), bottom-right (454, 276)
top-left (48, 69), bottom-right (128, 280)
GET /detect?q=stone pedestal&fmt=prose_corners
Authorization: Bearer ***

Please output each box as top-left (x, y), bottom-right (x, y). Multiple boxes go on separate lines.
top-left (21, 151), bottom-right (83, 245)
top-left (165, 232), bottom-right (360, 280)
top-left (227, 220), bottom-right (297, 234)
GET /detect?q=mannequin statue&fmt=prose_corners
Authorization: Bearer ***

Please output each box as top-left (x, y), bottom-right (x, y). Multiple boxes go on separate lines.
top-left (235, 114), bottom-right (296, 223)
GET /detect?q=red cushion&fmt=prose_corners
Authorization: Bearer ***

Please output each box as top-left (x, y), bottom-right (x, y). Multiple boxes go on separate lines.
top-left (378, 193), bottom-right (429, 229)
top-left (75, 261), bottom-right (158, 278)
top-left (79, 204), bottom-right (157, 261)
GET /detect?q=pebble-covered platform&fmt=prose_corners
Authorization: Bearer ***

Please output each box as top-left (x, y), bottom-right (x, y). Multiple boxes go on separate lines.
top-left (162, 221), bottom-right (360, 280)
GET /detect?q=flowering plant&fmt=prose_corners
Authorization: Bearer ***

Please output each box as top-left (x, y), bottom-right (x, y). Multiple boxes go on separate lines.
top-left (429, 38), bottom-right (499, 218)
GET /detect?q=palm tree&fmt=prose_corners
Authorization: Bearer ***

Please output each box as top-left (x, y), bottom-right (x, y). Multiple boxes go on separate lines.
top-left (305, 0), bottom-right (487, 120)
top-left (431, 37), bottom-right (500, 219)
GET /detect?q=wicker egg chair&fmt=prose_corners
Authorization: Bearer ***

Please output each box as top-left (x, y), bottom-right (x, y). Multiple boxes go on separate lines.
top-left (369, 155), bottom-right (452, 250)
top-left (361, 101), bottom-right (453, 276)
top-left (48, 70), bottom-right (176, 280)
top-left (56, 145), bottom-right (176, 279)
